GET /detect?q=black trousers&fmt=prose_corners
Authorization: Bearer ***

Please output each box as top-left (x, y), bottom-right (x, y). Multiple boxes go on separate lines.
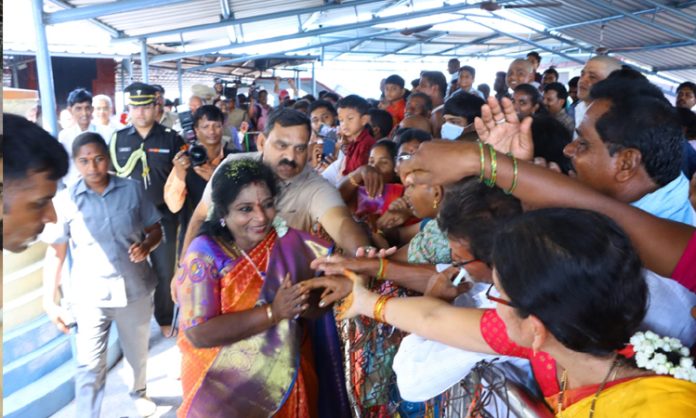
top-left (150, 205), bottom-right (178, 326)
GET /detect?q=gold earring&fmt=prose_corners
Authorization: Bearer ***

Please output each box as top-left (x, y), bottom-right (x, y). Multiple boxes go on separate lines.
top-left (433, 200), bottom-right (438, 209)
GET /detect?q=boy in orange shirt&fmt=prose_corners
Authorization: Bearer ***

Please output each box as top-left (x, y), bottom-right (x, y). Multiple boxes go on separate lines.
top-left (380, 74), bottom-right (407, 126)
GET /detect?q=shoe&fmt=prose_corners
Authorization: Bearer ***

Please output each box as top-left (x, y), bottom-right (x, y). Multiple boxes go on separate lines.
top-left (133, 394), bottom-right (157, 417)
top-left (160, 325), bottom-right (174, 338)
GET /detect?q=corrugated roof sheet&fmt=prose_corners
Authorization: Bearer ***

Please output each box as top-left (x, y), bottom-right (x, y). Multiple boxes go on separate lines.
top-left (10, 0), bottom-right (696, 83)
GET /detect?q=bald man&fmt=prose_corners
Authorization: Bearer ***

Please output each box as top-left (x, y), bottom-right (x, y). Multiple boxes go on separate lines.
top-left (575, 56), bottom-right (622, 129)
top-left (506, 59), bottom-right (536, 92)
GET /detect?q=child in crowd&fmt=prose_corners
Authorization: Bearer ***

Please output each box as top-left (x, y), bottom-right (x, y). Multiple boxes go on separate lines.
top-left (367, 108), bottom-right (394, 140)
top-left (380, 74), bottom-right (407, 126)
top-left (457, 66), bottom-right (485, 99)
top-left (323, 95), bottom-right (375, 185)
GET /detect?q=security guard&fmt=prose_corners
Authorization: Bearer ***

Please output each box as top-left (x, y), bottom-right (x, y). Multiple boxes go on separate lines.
top-left (110, 82), bottom-right (184, 337)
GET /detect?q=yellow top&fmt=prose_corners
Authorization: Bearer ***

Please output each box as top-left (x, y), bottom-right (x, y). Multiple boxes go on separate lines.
top-left (559, 376), bottom-right (696, 418)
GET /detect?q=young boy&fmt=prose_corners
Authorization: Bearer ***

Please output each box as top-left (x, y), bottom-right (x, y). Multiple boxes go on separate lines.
top-left (380, 74), bottom-right (407, 126)
top-left (322, 95), bottom-right (375, 186)
top-left (457, 66), bottom-right (484, 99)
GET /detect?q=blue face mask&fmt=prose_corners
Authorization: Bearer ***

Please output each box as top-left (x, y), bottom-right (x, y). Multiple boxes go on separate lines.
top-left (440, 121), bottom-right (465, 140)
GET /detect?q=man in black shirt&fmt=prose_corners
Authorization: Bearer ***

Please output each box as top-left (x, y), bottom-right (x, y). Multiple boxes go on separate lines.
top-left (110, 82), bottom-right (184, 336)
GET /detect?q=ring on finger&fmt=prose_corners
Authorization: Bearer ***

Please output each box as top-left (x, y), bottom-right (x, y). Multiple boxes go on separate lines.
top-left (496, 118), bottom-right (506, 125)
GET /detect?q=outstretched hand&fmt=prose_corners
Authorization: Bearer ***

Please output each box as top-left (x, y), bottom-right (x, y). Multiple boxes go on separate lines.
top-left (424, 267), bottom-right (473, 302)
top-left (474, 96), bottom-right (534, 162)
top-left (271, 273), bottom-right (309, 321)
top-left (300, 269), bottom-right (368, 320)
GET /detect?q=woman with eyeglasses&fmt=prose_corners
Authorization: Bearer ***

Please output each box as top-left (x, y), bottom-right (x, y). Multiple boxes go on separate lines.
top-left (303, 208), bottom-right (696, 417)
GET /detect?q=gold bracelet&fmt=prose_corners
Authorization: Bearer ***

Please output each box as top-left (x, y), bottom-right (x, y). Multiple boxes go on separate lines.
top-left (505, 153), bottom-right (518, 195)
top-left (373, 295), bottom-right (394, 323)
top-left (377, 258), bottom-right (389, 280)
top-left (265, 304), bottom-right (275, 324)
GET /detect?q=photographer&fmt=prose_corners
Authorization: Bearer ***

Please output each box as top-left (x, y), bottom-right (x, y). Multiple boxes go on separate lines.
top-left (165, 105), bottom-right (234, 253)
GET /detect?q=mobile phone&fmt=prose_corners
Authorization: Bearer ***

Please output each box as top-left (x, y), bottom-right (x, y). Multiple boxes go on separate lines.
top-left (322, 139), bottom-right (336, 158)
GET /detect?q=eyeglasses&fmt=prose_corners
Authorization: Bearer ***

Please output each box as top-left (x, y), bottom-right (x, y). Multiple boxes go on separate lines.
top-left (485, 284), bottom-right (517, 308)
top-left (397, 153), bottom-right (412, 162)
top-left (451, 258), bottom-right (480, 268)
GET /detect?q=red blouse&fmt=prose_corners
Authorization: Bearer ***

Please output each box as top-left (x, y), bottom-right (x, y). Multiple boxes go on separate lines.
top-left (480, 309), bottom-right (560, 397)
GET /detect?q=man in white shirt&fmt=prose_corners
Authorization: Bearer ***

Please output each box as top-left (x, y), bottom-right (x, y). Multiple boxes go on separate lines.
top-left (58, 88), bottom-right (99, 185)
top-left (92, 94), bottom-right (123, 144)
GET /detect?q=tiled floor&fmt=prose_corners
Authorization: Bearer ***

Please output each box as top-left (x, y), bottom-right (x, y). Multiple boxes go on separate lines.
top-left (51, 319), bottom-right (183, 418)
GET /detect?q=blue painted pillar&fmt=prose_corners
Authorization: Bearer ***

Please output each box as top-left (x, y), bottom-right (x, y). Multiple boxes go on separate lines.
top-left (31, 0), bottom-right (58, 135)
top-left (141, 40), bottom-right (149, 82)
top-left (177, 59), bottom-right (183, 103)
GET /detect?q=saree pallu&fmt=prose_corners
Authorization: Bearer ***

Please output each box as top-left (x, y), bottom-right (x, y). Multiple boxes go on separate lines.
top-left (176, 229), bottom-right (350, 418)
top-left (546, 375), bottom-right (696, 417)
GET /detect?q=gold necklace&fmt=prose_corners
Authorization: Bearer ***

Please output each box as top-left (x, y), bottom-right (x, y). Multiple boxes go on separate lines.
top-left (557, 356), bottom-right (620, 418)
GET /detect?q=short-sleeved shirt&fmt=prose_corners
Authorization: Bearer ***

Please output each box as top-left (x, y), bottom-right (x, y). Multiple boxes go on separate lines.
top-left (42, 176), bottom-right (162, 307)
top-left (111, 123), bottom-right (185, 206)
top-left (205, 152), bottom-right (346, 232)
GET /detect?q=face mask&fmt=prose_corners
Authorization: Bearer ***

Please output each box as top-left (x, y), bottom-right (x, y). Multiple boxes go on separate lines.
top-left (440, 121), bottom-right (466, 140)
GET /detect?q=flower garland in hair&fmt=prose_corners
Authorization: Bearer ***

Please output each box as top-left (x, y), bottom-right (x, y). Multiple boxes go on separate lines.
top-left (625, 331), bottom-right (696, 383)
top-left (272, 216), bottom-right (288, 237)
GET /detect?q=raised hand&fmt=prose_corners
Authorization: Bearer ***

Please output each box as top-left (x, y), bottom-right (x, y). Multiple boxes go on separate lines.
top-left (474, 96), bottom-right (534, 161)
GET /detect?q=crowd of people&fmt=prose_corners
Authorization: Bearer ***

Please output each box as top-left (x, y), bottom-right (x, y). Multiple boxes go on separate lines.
top-left (3, 50), bottom-right (696, 418)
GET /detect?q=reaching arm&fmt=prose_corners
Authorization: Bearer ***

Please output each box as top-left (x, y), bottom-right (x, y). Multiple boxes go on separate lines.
top-left (400, 140), bottom-right (692, 278)
top-left (311, 255), bottom-right (436, 294)
top-left (42, 243), bottom-right (71, 333)
top-left (318, 206), bottom-right (370, 255)
top-left (301, 273), bottom-right (493, 354)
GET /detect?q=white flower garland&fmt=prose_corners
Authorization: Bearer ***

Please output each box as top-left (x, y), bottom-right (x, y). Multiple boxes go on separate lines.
top-left (272, 216), bottom-right (289, 237)
top-left (630, 331), bottom-right (696, 383)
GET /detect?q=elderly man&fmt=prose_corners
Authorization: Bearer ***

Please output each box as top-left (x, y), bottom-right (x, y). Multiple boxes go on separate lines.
top-left (111, 82), bottom-right (185, 336)
top-left (3, 114), bottom-right (69, 253)
top-left (92, 94), bottom-right (123, 143)
top-left (180, 108), bottom-right (371, 264)
top-left (574, 56), bottom-right (622, 129)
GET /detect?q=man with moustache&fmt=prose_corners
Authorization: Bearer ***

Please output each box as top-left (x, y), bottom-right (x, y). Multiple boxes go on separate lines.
top-left (179, 108), bottom-right (371, 260)
top-left (3, 114), bottom-right (69, 253)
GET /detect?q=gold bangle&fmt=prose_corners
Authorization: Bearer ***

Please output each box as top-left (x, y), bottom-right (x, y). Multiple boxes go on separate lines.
top-left (478, 141), bottom-right (485, 183)
top-left (505, 153), bottom-right (518, 195)
top-left (265, 304), bottom-right (274, 324)
top-left (349, 175), bottom-right (360, 187)
top-left (373, 295), bottom-right (394, 323)
top-left (377, 258), bottom-right (389, 280)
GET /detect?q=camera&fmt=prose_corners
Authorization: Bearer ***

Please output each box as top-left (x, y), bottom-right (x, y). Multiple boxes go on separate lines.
top-left (178, 110), bottom-right (195, 142)
top-left (186, 142), bottom-right (208, 167)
